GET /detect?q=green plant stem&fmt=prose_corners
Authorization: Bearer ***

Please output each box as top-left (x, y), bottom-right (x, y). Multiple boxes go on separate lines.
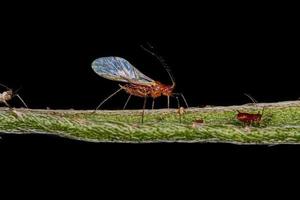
top-left (0, 101), bottom-right (300, 144)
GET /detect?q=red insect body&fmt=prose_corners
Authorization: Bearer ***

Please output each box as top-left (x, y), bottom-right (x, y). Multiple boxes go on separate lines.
top-left (92, 45), bottom-right (188, 123)
top-left (236, 111), bottom-right (262, 125)
top-left (120, 81), bottom-right (174, 99)
top-left (235, 94), bottom-right (264, 125)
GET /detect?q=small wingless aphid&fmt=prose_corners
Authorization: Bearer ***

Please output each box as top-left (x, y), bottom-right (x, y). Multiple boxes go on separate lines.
top-left (91, 44), bottom-right (188, 123)
top-left (236, 94), bottom-right (264, 126)
top-left (0, 83), bottom-right (28, 109)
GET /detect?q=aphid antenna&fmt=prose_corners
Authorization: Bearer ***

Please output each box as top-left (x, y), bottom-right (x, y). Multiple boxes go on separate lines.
top-left (140, 43), bottom-right (176, 88)
top-left (243, 93), bottom-right (265, 115)
top-left (0, 82), bottom-right (11, 90)
top-left (244, 93), bottom-right (258, 105)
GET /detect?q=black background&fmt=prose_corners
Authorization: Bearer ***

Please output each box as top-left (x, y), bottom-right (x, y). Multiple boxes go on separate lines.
top-left (0, 3), bottom-right (299, 148)
top-left (1, 4), bottom-right (300, 190)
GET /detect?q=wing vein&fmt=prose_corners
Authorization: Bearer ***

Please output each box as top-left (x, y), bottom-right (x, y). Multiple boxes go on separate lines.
top-left (92, 57), bottom-right (154, 85)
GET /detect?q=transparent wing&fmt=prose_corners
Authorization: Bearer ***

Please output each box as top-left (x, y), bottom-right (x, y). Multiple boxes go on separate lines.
top-left (91, 57), bottom-right (154, 85)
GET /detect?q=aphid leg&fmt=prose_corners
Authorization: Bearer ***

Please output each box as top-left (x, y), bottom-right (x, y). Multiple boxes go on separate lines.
top-left (261, 106), bottom-right (265, 116)
top-left (94, 87), bottom-right (123, 112)
top-left (175, 96), bottom-right (182, 123)
top-left (152, 98), bottom-right (155, 110)
top-left (15, 94), bottom-right (28, 108)
top-left (123, 95), bottom-right (132, 110)
top-left (141, 97), bottom-right (147, 123)
top-left (167, 96), bottom-right (170, 109)
top-left (13, 86), bottom-right (23, 95)
top-left (2, 100), bottom-right (12, 109)
top-left (173, 93), bottom-right (189, 108)
top-left (180, 93), bottom-right (189, 108)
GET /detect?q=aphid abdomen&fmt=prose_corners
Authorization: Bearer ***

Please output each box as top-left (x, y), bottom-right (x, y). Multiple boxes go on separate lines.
top-left (237, 112), bottom-right (262, 124)
top-left (121, 84), bottom-right (152, 98)
top-left (237, 113), bottom-right (251, 123)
